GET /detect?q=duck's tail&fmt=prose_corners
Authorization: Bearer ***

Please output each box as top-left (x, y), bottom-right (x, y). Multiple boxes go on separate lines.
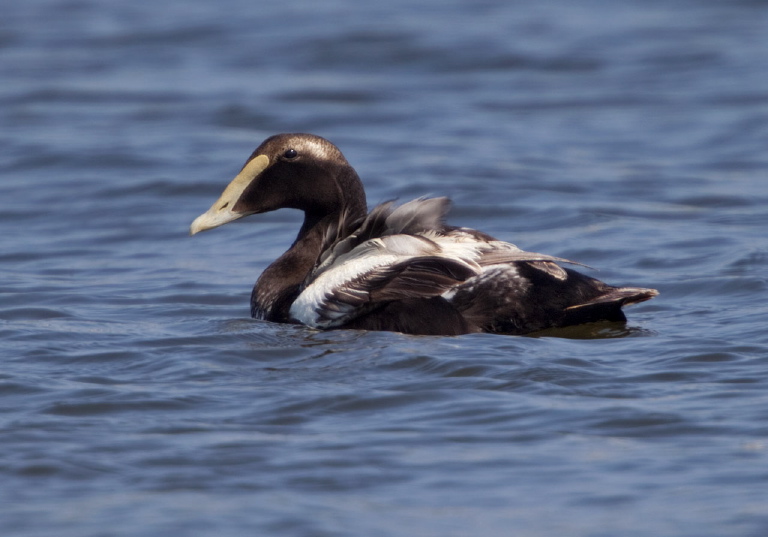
top-left (563, 287), bottom-right (659, 325)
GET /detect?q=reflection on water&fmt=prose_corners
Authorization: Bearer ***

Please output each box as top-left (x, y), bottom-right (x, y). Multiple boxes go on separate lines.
top-left (527, 321), bottom-right (649, 339)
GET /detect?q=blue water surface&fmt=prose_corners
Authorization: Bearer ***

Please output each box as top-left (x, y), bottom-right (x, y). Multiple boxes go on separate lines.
top-left (2, 1), bottom-right (768, 536)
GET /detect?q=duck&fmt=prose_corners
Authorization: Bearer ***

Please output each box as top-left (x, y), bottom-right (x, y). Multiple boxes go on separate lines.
top-left (190, 133), bottom-right (658, 336)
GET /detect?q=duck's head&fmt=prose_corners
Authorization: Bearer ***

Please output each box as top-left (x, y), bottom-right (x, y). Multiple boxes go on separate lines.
top-left (190, 133), bottom-right (366, 235)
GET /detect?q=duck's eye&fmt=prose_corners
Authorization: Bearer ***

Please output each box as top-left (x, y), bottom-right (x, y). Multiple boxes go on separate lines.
top-left (283, 149), bottom-right (298, 159)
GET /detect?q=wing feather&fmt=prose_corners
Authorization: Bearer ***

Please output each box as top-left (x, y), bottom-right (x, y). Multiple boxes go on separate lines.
top-left (292, 197), bottom-right (594, 329)
top-left (290, 253), bottom-right (480, 328)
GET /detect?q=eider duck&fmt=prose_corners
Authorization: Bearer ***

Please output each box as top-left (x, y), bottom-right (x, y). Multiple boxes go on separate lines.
top-left (190, 133), bottom-right (657, 336)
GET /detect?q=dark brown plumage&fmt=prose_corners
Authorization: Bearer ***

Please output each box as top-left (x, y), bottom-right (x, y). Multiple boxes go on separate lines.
top-left (190, 133), bottom-right (658, 336)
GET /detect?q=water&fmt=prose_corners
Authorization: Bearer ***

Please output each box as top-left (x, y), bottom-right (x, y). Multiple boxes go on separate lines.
top-left (2, 0), bottom-right (768, 535)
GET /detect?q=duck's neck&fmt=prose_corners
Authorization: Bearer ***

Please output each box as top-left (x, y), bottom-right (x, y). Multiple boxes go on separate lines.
top-left (251, 195), bottom-right (367, 322)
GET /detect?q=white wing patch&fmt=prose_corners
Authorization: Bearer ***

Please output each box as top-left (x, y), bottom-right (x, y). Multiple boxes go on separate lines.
top-left (290, 235), bottom-right (481, 328)
top-left (290, 251), bottom-right (403, 327)
top-left (289, 198), bottom-right (584, 329)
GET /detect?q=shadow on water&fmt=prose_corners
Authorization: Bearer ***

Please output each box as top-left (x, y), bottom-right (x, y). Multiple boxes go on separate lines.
top-left (527, 321), bottom-right (657, 339)
top-left (220, 317), bottom-right (655, 344)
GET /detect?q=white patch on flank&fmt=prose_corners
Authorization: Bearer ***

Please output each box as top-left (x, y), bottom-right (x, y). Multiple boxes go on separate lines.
top-left (290, 218), bottom-right (569, 328)
top-left (291, 233), bottom-right (483, 328)
top-left (290, 252), bottom-right (402, 328)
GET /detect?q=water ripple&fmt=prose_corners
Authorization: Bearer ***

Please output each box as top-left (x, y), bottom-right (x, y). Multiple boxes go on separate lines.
top-left (3, 0), bottom-right (768, 535)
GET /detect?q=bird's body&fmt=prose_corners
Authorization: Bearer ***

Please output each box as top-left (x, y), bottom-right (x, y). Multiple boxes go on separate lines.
top-left (191, 133), bottom-right (657, 336)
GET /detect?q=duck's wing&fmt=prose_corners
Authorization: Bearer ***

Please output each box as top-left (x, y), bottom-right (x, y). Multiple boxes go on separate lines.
top-left (315, 202), bottom-right (393, 270)
top-left (313, 197), bottom-right (453, 278)
top-left (439, 230), bottom-right (589, 280)
top-left (291, 239), bottom-right (588, 330)
top-left (290, 233), bottom-right (481, 328)
top-left (383, 197), bottom-right (451, 235)
top-left (294, 197), bottom-right (595, 330)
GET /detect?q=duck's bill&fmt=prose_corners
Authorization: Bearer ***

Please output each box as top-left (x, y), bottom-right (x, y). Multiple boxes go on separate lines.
top-left (189, 154), bottom-right (270, 235)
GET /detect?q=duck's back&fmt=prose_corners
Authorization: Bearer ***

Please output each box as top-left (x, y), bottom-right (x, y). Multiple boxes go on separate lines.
top-left (287, 198), bottom-right (657, 335)
top-left (451, 262), bottom-right (656, 334)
